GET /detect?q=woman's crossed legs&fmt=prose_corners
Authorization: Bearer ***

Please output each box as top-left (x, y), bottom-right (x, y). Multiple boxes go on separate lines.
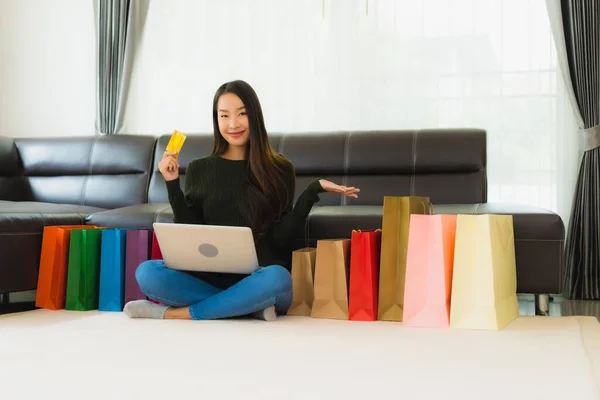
top-left (123, 259), bottom-right (293, 321)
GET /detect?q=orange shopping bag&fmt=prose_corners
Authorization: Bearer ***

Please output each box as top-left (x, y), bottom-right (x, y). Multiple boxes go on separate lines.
top-left (403, 214), bottom-right (457, 328)
top-left (36, 225), bottom-right (97, 310)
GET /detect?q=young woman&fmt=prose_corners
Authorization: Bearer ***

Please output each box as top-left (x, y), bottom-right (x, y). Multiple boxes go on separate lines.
top-left (124, 80), bottom-right (359, 321)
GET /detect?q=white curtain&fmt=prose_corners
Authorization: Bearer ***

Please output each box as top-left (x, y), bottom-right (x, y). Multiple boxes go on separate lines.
top-left (124, 0), bottom-right (580, 223)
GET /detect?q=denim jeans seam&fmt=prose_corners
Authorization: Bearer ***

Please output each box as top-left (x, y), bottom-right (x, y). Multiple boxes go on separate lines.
top-left (189, 306), bottom-right (200, 320)
top-left (141, 288), bottom-right (187, 308)
top-left (189, 292), bottom-right (287, 320)
top-left (277, 289), bottom-right (294, 315)
top-left (189, 300), bottom-right (270, 320)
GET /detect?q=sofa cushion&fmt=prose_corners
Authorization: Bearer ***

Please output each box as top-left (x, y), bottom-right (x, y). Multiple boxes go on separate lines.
top-left (86, 203), bottom-right (174, 229)
top-left (306, 203), bottom-right (564, 240)
top-left (0, 201), bottom-right (104, 232)
top-left (305, 203), bottom-right (565, 294)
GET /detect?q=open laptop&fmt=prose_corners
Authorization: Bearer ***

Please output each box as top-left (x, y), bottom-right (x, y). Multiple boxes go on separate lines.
top-left (152, 222), bottom-right (259, 274)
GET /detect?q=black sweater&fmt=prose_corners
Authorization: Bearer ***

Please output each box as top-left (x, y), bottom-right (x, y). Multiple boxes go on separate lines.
top-left (165, 155), bottom-right (324, 288)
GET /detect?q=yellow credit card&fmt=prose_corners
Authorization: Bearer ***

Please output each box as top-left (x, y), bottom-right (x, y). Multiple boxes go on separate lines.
top-left (166, 130), bottom-right (187, 155)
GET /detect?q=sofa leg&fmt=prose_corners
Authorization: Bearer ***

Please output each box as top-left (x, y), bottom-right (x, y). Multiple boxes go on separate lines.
top-left (535, 294), bottom-right (550, 316)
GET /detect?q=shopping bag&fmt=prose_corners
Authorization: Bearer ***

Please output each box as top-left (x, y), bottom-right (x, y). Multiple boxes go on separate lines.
top-left (403, 215), bottom-right (457, 328)
top-left (98, 229), bottom-right (127, 312)
top-left (147, 231), bottom-right (162, 304)
top-left (151, 231), bottom-right (163, 260)
top-left (287, 247), bottom-right (317, 316)
top-left (311, 239), bottom-right (351, 320)
top-left (125, 229), bottom-right (152, 303)
top-left (378, 196), bottom-right (432, 321)
top-left (449, 214), bottom-right (519, 330)
top-left (35, 225), bottom-right (95, 310)
top-left (65, 228), bottom-right (104, 311)
top-left (348, 229), bottom-right (381, 321)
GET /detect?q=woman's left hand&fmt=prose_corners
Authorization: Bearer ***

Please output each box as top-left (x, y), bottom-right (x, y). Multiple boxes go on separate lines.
top-left (319, 179), bottom-right (360, 198)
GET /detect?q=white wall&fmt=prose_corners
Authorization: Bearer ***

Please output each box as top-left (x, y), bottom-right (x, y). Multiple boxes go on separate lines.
top-left (123, 0), bottom-right (328, 134)
top-left (0, 0), bottom-right (95, 137)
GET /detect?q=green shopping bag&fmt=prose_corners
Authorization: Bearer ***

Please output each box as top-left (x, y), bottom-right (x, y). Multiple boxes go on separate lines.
top-left (65, 228), bottom-right (103, 311)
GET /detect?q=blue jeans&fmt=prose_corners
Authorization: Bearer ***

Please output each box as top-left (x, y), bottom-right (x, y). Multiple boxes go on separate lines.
top-left (135, 260), bottom-right (293, 320)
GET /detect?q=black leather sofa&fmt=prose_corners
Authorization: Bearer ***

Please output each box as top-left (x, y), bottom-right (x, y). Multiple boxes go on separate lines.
top-left (0, 129), bottom-right (565, 301)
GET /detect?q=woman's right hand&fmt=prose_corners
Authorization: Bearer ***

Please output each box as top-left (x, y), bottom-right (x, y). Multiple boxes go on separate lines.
top-left (158, 151), bottom-right (179, 181)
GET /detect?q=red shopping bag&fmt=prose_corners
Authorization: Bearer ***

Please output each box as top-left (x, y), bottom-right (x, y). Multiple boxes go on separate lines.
top-left (151, 231), bottom-right (163, 260)
top-left (348, 229), bottom-right (382, 321)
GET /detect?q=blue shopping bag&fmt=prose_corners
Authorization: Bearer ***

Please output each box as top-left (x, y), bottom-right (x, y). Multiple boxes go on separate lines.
top-left (99, 229), bottom-right (127, 312)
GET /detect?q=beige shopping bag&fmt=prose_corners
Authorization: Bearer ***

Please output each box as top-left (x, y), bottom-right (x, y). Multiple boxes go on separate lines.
top-left (378, 196), bottom-right (432, 321)
top-left (311, 239), bottom-right (351, 320)
top-left (288, 247), bottom-right (317, 316)
top-left (450, 214), bottom-right (519, 330)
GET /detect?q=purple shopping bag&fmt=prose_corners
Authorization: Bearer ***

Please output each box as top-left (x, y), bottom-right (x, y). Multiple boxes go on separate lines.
top-left (125, 229), bottom-right (152, 303)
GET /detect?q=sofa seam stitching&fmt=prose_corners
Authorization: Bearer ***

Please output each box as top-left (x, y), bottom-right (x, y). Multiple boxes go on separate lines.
top-left (81, 137), bottom-right (98, 206)
top-left (342, 131), bottom-right (350, 206)
top-left (410, 130), bottom-right (417, 196)
top-left (145, 136), bottom-right (157, 204)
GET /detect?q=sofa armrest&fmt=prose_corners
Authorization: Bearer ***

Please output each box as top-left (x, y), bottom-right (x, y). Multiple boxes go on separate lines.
top-left (0, 136), bottom-right (25, 201)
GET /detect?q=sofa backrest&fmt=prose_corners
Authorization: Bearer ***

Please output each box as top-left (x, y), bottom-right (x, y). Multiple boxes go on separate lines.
top-left (0, 135), bottom-right (156, 209)
top-left (149, 129), bottom-right (487, 205)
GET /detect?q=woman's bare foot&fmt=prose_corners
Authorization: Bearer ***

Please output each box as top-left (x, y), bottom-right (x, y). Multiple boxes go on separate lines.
top-left (163, 306), bottom-right (193, 320)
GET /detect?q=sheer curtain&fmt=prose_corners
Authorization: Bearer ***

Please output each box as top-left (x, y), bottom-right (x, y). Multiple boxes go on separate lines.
top-left (124, 0), bottom-right (580, 223)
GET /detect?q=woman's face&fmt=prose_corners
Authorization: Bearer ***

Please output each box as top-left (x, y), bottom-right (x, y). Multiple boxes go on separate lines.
top-left (217, 93), bottom-right (250, 148)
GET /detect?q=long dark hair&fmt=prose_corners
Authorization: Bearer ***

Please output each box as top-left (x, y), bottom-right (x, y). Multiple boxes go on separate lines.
top-left (211, 80), bottom-right (291, 240)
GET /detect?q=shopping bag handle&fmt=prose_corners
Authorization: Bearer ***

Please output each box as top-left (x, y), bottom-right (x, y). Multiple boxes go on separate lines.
top-left (421, 201), bottom-right (434, 214)
top-left (352, 229), bottom-right (382, 233)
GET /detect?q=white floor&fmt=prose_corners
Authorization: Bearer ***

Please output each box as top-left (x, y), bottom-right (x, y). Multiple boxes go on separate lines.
top-left (1, 310), bottom-right (599, 400)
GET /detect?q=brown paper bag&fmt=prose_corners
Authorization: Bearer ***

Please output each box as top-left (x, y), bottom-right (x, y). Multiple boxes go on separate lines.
top-left (378, 196), bottom-right (432, 321)
top-left (449, 214), bottom-right (519, 330)
top-left (311, 239), bottom-right (351, 320)
top-left (287, 247), bottom-right (317, 316)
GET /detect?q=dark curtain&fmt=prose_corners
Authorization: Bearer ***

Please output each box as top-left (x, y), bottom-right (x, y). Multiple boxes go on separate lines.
top-left (546, 0), bottom-right (600, 299)
top-left (94, 0), bottom-right (149, 135)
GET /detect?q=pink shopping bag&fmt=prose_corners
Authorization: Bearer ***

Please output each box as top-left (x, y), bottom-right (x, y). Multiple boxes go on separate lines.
top-left (403, 214), bottom-right (457, 328)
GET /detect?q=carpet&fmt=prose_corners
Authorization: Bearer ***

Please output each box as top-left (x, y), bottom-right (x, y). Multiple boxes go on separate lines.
top-left (1, 310), bottom-right (599, 400)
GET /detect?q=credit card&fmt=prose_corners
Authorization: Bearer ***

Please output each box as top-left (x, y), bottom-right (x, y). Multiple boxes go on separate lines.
top-left (166, 130), bottom-right (187, 155)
